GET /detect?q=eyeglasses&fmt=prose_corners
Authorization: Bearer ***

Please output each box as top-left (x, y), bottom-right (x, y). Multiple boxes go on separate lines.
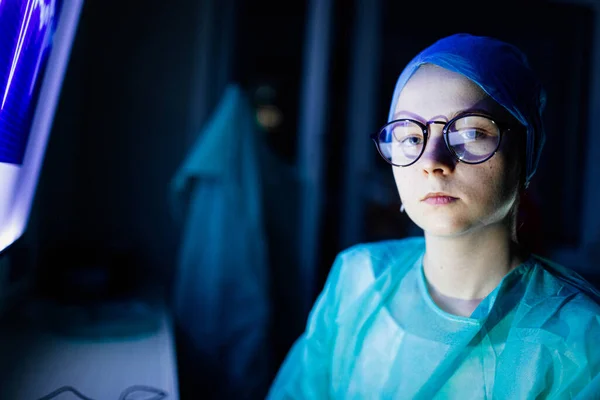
top-left (370, 113), bottom-right (516, 167)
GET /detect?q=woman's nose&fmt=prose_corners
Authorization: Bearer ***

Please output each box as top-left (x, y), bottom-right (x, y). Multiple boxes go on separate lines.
top-left (418, 127), bottom-right (456, 176)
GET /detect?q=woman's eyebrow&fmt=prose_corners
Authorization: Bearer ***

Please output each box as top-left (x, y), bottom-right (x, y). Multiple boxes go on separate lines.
top-left (392, 108), bottom-right (495, 122)
top-left (446, 108), bottom-right (495, 120)
top-left (392, 110), bottom-right (424, 120)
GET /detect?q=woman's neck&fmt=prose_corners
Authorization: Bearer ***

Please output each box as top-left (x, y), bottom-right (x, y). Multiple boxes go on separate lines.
top-left (422, 224), bottom-right (526, 300)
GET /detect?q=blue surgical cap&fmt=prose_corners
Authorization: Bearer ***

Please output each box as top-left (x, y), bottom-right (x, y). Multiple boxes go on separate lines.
top-left (388, 33), bottom-right (547, 185)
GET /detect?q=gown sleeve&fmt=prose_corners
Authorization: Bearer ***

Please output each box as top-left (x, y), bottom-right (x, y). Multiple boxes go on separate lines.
top-left (266, 253), bottom-right (346, 399)
top-left (555, 295), bottom-right (600, 399)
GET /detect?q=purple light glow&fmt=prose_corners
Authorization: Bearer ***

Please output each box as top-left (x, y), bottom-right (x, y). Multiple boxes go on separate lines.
top-left (0, 0), bottom-right (81, 255)
top-left (2, 0), bottom-right (55, 109)
top-left (0, 0), bottom-right (58, 166)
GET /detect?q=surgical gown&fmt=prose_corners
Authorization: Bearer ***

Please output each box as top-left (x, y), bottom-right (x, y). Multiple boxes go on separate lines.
top-left (267, 237), bottom-right (600, 399)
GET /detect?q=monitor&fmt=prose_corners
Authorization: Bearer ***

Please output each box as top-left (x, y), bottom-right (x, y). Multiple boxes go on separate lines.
top-left (0, 0), bottom-right (83, 255)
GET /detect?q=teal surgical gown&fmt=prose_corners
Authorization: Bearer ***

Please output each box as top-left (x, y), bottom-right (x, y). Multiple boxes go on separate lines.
top-left (267, 237), bottom-right (600, 399)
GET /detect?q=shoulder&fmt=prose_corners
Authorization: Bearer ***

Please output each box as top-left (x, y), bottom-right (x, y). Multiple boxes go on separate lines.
top-left (520, 257), bottom-right (600, 395)
top-left (334, 236), bottom-right (425, 278)
top-left (518, 255), bottom-right (600, 344)
top-left (336, 236), bottom-right (426, 262)
top-left (529, 254), bottom-right (600, 316)
top-left (322, 237), bottom-right (424, 312)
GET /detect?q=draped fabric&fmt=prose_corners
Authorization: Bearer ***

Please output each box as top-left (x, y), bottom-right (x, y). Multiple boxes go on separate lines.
top-left (268, 237), bottom-right (600, 399)
top-left (170, 84), bottom-right (270, 398)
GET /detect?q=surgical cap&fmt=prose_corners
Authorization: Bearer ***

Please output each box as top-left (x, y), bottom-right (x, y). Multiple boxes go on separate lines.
top-left (388, 33), bottom-right (547, 184)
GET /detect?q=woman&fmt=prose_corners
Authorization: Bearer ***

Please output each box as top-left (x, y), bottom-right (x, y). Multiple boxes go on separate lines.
top-left (267, 33), bottom-right (600, 399)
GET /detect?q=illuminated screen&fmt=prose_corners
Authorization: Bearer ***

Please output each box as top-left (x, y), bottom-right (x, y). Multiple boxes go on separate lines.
top-left (0, 0), bottom-right (81, 254)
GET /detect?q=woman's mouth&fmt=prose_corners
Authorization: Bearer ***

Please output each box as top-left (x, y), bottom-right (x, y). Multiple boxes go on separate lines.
top-left (421, 192), bottom-right (459, 205)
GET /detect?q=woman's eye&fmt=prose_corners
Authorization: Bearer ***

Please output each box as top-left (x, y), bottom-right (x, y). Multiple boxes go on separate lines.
top-left (400, 136), bottom-right (422, 146)
top-left (460, 129), bottom-right (481, 140)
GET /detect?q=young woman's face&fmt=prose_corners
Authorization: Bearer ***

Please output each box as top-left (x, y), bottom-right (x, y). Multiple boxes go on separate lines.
top-left (392, 65), bottom-right (523, 237)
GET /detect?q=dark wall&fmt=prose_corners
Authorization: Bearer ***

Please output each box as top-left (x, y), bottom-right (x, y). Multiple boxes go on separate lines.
top-left (34, 0), bottom-right (203, 295)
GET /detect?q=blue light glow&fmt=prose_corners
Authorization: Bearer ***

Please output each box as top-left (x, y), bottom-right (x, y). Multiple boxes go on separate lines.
top-left (0, 0), bottom-right (72, 255)
top-left (0, 0), bottom-right (57, 165)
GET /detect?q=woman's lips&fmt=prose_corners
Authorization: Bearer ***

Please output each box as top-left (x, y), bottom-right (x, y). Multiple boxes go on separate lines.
top-left (422, 196), bottom-right (458, 205)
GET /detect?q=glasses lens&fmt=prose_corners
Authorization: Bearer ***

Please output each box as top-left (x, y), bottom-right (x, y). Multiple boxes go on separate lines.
top-left (447, 116), bottom-right (500, 162)
top-left (376, 120), bottom-right (425, 166)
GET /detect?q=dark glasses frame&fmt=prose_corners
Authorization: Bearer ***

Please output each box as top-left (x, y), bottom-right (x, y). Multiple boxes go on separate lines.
top-left (370, 112), bottom-right (517, 167)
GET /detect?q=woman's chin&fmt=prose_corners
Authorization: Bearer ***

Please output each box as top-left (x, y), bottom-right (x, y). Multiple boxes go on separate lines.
top-left (414, 216), bottom-right (474, 237)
